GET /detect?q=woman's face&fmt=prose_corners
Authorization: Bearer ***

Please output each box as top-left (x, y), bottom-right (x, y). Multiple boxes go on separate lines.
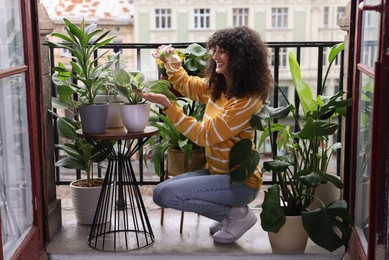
top-left (212, 46), bottom-right (229, 76)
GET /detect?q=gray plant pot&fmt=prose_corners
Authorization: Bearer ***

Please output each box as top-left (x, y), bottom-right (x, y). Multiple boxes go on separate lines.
top-left (79, 103), bottom-right (109, 134)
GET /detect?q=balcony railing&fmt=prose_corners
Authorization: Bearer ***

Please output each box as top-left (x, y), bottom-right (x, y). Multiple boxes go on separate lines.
top-left (49, 41), bottom-right (344, 185)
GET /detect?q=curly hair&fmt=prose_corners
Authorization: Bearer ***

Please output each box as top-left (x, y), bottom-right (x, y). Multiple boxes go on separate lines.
top-left (205, 26), bottom-right (273, 101)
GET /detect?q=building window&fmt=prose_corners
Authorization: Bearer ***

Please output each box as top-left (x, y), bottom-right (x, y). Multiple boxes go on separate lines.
top-left (337, 6), bottom-right (345, 21)
top-left (323, 6), bottom-right (329, 27)
top-left (194, 8), bottom-right (210, 29)
top-left (233, 8), bottom-right (248, 26)
top-left (271, 47), bottom-right (288, 68)
top-left (155, 8), bottom-right (172, 29)
top-left (271, 7), bottom-right (288, 29)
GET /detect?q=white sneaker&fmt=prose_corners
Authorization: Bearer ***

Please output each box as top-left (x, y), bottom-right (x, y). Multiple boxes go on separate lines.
top-left (213, 207), bottom-right (257, 243)
top-left (209, 221), bottom-right (223, 234)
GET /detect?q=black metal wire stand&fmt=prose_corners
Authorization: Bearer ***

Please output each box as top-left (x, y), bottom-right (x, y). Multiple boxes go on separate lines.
top-left (86, 137), bottom-right (155, 251)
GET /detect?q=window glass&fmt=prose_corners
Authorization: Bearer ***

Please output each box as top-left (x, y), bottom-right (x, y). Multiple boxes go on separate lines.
top-left (194, 8), bottom-right (210, 29)
top-left (233, 8), bottom-right (248, 27)
top-left (271, 7), bottom-right (288, 29)
top-left (360, 10), bottom-right (379, 69)
top-left (0, 74), bottom-right (33, 258)
top-left (354, 74), bottom-right (374, 252)
top-left (0, 0), bottom-right (24, 70)
top-left (155, 8), bottom-right (172, 29)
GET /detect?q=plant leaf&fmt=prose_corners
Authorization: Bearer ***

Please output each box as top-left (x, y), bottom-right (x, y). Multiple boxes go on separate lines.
top-left (260, 185), bottom-right (286, 233)
top-left (302, 200), bottom-right (353, 252)
top-left (229, 139), bottom-right (259, 183)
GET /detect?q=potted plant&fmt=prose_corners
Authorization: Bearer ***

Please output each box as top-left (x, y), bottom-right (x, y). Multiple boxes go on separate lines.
top-left (228, 43), bottom-right (353, 253)
top-left (45, 18), bottom-right (115, 134)
top-left (50, 75), bottom-right (110, 224)
top-left (114, 69), bottom-right (177, 132)
top-left (95, 52), bottom-right (127, 128)
top-left (144, 102), bottom-right (206, 177)
top-left (250, 43), bottom-right (353, 253)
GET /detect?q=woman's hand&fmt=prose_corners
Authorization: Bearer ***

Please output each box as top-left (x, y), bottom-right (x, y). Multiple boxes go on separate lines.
top-left (152, 45), bottom-right (176, 63)
top-left (133, 89), bottom-right (172, 109)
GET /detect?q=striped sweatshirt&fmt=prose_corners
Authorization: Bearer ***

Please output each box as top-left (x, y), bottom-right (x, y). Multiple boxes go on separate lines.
top-left (163, 67), bottom-right (263, 190)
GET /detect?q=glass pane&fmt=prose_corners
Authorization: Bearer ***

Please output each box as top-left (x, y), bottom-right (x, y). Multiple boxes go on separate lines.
top-left (360, 10), bottom-right (380, 69)
top-left (354, 73), bottom-right (374, 252)
top-left (0, 74), bottom-right (33, 258)
top-left (0, 0), bottom-right (24, 70)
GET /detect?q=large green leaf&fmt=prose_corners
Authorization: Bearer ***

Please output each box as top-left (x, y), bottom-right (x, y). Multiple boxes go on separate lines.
top-left (302, 200), bottom-right (353, 252)
top-left (260, 185), bottom-right (286, 233)
top-left (328, 43), bottom-right (344, 64)
top-left (263, 159), bottom-right (291, 173)
top-left (57, 117), bottom-right (78, 140)
top-left (297, 118), bottom-right (338, 139)
top-left (289, 52), bottom-right (317, 115)
top-left (229, 139), bottom-right (260, 183)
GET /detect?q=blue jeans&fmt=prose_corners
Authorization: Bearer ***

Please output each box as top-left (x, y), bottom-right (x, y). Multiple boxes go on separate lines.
top-left (153, 169), bottom-right (259, 221)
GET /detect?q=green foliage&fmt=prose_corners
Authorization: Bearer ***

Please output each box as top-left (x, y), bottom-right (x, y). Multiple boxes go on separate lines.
top-left (45, 18), bottom-right (115, 105)
top-left (250, 43), bottom-right (353, 252)
top-left (229, 139), bottom-right (259, 184)
top-left (183, 43), bottom-right (210, 77)
top-left (46, 18), bottom-right (115, 186)
top-left (144, 102), bottom-right (206, 176)
top-left (114, 70), bottom-right (177, 104)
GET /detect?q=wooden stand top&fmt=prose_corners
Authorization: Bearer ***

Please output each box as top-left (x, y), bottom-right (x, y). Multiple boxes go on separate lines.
top-left (76, 126), bottom-right (158, 141)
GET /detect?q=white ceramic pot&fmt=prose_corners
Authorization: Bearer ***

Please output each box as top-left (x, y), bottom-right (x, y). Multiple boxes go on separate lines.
top-left (120, 103), bottom-right (150, 132)
top-left (70, 179), bottom-right (107, 225)
top-left (268, 215), bottom-right (308, 254)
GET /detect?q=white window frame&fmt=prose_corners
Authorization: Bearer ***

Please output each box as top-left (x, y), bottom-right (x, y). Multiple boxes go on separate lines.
top-left (194, 8), bottom-right (210, 29)
top-left (271, 47), bottom-right (288, 68)
top-left (233, 8), bottom-right (249, 27)
top-left (323, 6), bottom-right (330, 28)
top-left (271, 7), bottom-right (288, 29)
top-left (155, 8), bottom-right (172, 29)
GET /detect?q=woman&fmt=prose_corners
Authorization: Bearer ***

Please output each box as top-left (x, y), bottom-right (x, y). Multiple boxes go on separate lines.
top-left (137, 26), bottom-right (273, 243)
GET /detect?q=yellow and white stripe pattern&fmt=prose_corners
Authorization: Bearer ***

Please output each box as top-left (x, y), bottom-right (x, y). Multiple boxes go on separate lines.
top-left (163, 67), bottom-right (263, 190)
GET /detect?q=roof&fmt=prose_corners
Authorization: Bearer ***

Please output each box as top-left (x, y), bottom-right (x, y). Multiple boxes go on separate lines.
top-left (40, 0), bottom-right (133, 24)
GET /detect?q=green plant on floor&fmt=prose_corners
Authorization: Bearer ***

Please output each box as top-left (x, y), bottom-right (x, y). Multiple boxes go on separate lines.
top-left (231, 43), bottom-right (354, 252)
top-left (144, 101), bottom-right (206, 176)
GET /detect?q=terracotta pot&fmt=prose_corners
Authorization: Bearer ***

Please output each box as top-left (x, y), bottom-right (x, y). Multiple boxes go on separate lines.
top-left (166, 148), bottom-right (205, 176)
top-left (120, 103), bottom-right (150, 132)
top-left (268, 215), bottom-right (308, 254)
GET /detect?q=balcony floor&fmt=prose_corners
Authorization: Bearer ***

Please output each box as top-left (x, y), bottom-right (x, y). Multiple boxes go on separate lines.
top-left (46, 182), bottom-right (345, 260)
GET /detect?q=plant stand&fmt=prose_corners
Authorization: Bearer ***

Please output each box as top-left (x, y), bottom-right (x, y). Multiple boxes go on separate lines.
top-left (76, 126), bottom-right (158, 251)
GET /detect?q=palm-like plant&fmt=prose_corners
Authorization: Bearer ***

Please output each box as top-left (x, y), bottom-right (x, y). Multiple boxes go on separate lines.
top-left (45, 18), bottom-right (115, 105)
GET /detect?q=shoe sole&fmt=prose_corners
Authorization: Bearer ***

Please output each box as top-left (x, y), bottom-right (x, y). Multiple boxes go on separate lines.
top-left (213, 211), bottom-right (257, 243)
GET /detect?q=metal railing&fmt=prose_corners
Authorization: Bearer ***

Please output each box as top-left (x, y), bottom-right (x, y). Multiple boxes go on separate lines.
top-left (49, 41), bottom-right (343, 185)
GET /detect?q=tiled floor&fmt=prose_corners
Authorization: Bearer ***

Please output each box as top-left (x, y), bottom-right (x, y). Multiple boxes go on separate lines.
top-left (46, 182), bottom-right (346, 260)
